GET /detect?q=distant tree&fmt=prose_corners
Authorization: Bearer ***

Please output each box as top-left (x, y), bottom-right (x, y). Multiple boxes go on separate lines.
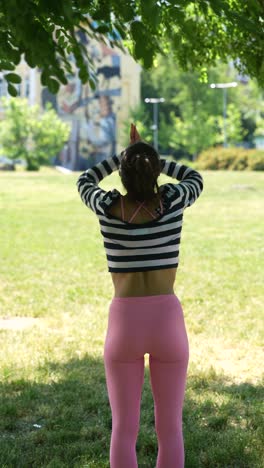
top-left (170, 108), bottom-right (220, 159)
top-left (254, 115), bottom-right (264, 139)
top-left (136, 55), bottom-right (264, 156)
top-left (0, 1), bottom-right (264, 95)
top-left (221, 103), bottom-right (247, 146)
top-left (0, 99), bottom-right (70, 170)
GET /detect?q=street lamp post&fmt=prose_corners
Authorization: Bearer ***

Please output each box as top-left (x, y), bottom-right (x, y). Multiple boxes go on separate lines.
top-left (210, 82), bottom-right (238, 147)
top-left (144, 97), bottom-right (165, 151)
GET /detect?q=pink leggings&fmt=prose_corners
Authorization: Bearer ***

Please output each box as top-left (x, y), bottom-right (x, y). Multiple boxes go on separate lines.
top-left (103, 294), bottom-right (189, 468)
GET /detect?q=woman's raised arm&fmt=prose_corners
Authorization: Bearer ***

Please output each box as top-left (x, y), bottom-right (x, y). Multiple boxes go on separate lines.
top-left (76, 153), bottom-right (122, 214)
top-left (159, 158), bottom-right (204, 208)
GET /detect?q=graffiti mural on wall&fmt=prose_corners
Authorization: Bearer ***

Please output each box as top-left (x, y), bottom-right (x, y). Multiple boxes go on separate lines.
top-left (42, 38), bottom-right (121, 171)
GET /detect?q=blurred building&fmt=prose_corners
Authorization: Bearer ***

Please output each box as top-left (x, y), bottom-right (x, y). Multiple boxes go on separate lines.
top-left (0, 38), bottom-right (141, 170)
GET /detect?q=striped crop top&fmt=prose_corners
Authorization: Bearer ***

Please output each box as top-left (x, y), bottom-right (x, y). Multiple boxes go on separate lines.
top-left (76, 154), bottom-right (203, 273)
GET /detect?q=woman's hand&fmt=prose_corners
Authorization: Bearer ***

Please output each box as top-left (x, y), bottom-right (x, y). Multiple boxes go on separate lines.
top-left (130, 123), bottom-right (141, 144)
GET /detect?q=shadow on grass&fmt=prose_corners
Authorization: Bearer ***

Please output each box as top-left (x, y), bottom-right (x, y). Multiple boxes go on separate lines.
top-left (0, 355), bottom-right (263, 468)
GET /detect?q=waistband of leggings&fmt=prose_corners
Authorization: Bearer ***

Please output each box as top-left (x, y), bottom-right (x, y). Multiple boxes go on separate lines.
top-left (111, 293), bottom-right (178, 304)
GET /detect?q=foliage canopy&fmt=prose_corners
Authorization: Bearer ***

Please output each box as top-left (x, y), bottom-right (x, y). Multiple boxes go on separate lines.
top-left (1, 0), bottom-right (264, 94)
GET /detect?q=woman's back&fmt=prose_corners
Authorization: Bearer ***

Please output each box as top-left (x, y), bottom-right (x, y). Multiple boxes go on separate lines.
top-left (108, 193), bottom-right (177, 297)
top-left (76, 152), bottom-right (203, 296)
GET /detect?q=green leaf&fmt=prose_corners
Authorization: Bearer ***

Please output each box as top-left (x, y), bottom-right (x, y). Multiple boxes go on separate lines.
top-left (46, 78), bottom-right (60, 94)
top-left (5, 73), bottom-right (22, 84)
top-left (95, 24), bottom-right (110, 34)
top-left (130, 20), bottom-right (156, 68)
top-left (89, 77), bottom-right (97, 90)
top-left (58, 36), bottom-right (66, 47)
top-left (0, 61), bottom-right (15, 71)
top-left (79, 66), bottom-right (89, 82)
top-left (24, 50), bottom-right (35, 68)
top-left (130, 20), bottom-right (145, 41)
top-left (40, 71), bottom-right (48, 86)
top-left (55, 28), bottom-right (61, 40)
top-left (92, 3), bottom-right (111, 23)
top-left (7, 83), bottom-right (18, 97)
top-left (8, 47), bottom-right (21, 65)
top-left (134, 41), bottom-right (154, 69)
top-left (54, 68), bottom-right (68, 85)
top-left (141, 0), bottom-right (160, 30)
top-left (62, 1), bottom-right (73, 20)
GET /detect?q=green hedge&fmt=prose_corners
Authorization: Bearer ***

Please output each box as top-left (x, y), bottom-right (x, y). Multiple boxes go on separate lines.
top-left (195, 147), bottom-right (264, 170)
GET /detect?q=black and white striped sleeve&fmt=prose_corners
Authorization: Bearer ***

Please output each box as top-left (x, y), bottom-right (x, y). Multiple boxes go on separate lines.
top-left (76, 154), bottom-right (122, 214)
top-left (160, 159), bottom-right (204, 208)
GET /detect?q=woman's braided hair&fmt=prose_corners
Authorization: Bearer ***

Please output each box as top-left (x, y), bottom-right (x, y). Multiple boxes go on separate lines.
top-left (119, 142), bottom-right (161, 202)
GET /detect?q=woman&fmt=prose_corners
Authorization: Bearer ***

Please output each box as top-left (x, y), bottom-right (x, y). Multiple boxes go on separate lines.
top-left (76, 124), bottom-right (204, 468)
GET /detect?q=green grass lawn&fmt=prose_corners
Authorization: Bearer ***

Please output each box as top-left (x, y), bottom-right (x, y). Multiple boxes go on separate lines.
top-left (0, 167), bottom-right (263, 467)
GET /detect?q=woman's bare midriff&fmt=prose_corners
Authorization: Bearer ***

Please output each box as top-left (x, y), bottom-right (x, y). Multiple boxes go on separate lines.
top-left (108, 193), bottom-right (177, 298)
top-left (111, 268), bottom-right (176, 297)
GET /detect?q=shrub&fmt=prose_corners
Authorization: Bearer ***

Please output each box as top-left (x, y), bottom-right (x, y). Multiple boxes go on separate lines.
top-left (196, 147), bottom-right (264, 170)
top-left (246, 151), bottom-right (264, 171)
